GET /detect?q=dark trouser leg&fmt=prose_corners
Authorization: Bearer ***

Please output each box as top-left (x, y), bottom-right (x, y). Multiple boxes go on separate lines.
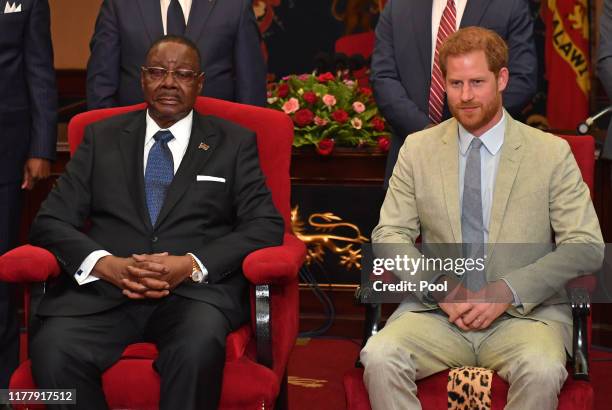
top-left (0, 182), bottom-right (22, 389)
top-left (30, 302), bottom-right (152, 410)
top-left (146, 295), bottom-right (232, 410)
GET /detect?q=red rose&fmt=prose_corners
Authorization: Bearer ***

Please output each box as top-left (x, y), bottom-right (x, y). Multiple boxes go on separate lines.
top-left (303, 91), bottom-right (317, 104)
top-left (377, 136), bottom-right (391, 152)
top-left (372, 116), bottom-right (386, 132)
top-left (359, 87), bottom-right (373, 97)
top-left (316, 139), bottom-right (335, 155)
top-left (317, 72), bottom-right (335, 83)
top-left (293, 109), bottom-right (314, 127)
top-left (331, 109), bottom-right (349, 124)
top-left (278, 83), bottom-right (289, 98)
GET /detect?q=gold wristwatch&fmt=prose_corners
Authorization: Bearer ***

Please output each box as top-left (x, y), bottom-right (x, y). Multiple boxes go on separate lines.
top-left (189, 254), bottom-right (205, 283)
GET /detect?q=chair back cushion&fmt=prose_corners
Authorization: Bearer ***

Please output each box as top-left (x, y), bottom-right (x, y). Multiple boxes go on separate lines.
top-left (558, 135), bottom-right (595, 197)
top-left (335, 31), bottom-right (376, 59)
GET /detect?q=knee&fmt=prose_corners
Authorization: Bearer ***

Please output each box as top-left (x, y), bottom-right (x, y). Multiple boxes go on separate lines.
top-left (162, 332), bottom-right (226, 370)
top-left (360, 334), bottom-right (414, 378)
top-left (512, 351), bottom-right (567, 388)
top-left (30, 333), bottom-right (72, 384)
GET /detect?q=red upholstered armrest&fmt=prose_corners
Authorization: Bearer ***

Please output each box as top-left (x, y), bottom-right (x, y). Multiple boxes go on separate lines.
top-left (0, 245), bottom-right (60, 283)
top-left (242, 233), bottom-right (306, 285)
top-left (566, 274), bottom-right (597, 293)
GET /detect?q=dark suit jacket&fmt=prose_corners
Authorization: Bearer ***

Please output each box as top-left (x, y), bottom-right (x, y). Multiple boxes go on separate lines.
top-left (0, 0), bottom-right (57, 184)
top-left (598, 0), bottom-right (612, 160)
top-left (86, 0), bottom-right (267, 109)
top-left (371, 0), bottom-right (537, 181)
top-left (29, 111), bottom-right (284, 328)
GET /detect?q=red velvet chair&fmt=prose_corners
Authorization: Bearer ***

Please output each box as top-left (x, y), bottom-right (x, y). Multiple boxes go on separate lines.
top-left (334, 31), bottom-right (376, 87)
top-left (344, 135), bottom-right (597, 410)
top-left (334, 31), bottom-right (376, 61)
top-left (0, 97), bottom-right (307, 410)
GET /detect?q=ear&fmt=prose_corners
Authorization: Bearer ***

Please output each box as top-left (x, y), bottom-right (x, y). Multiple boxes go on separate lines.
top-left (497, 67), bottom-right (509, 92)
top-left (140, 70), bottom-right (146, 91)
top-left (197, 73), bottom-right (205, 95)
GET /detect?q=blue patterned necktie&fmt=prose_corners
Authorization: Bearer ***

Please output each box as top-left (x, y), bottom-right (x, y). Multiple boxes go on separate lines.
top-left (145, 130), bottom-right (175, 226)
top-left (462, 137), bottom-right (486, 291)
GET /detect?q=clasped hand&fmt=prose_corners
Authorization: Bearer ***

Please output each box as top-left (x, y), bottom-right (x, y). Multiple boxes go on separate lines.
top-left (94, 253), bottom-right (192, 299)
top-left (438, 280), bottom-right (513, 331)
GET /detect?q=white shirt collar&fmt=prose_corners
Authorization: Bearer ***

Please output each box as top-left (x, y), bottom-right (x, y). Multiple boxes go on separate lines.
top-left (145, 110), bottom-right (194, 146)
top-left (458, 110), bottom-right (506, 156)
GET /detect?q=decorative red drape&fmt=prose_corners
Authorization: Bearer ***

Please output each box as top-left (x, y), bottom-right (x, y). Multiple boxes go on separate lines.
top-left (543, 0), bottom-right (590, 130)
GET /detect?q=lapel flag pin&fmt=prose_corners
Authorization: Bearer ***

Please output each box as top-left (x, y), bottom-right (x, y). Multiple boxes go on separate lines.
top-left (198, 142), bottom-right (210, 151)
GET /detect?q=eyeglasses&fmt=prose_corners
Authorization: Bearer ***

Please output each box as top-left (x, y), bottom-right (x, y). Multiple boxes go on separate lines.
top-left (141, 66), bottom-right (203, 83)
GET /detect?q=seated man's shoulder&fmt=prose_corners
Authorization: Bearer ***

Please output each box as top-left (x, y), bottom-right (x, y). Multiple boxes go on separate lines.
top-left (86, 109), bottom-right (144, 136)
top-left (515, 121), bottom-right (571, 158)
top-left (197, 113), bottom-right (256, 142)
top-left (400, 124), bottom-right (447, 155)
top-left (399, 125), bottom-right (447, 162)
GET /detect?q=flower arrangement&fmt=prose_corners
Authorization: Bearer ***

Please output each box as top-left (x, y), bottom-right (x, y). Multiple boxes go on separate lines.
top-left (267, 72), bottom-right (390, 155)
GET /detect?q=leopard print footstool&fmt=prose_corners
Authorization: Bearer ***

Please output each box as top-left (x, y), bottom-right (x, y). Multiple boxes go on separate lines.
top-left (447, 366), bottom-right (493, 410)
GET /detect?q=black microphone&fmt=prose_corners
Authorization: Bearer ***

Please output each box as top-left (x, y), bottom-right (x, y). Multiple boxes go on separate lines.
top-left (577, 105), bottom-right (612, 134)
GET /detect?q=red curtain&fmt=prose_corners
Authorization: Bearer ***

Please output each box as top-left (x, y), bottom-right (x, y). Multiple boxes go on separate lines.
top-left (543, 0), bottom-right (590, 130)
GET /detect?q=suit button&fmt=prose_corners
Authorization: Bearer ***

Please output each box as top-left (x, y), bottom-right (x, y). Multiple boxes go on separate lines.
top-left (152, 236), bottom-right (159, 243)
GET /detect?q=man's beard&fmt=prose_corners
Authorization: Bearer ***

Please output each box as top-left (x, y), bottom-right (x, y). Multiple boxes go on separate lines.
top-left (450, 95), bottom-right (502, 135)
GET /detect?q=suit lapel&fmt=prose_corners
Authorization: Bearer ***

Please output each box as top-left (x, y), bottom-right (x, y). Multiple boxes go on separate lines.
top-left (154, 114), bottom-right (217, 227)
top-left (412, 0), bottom-right (433, 80)
top-left (459, 0), bottom-right (491, 27)
top-left (487, 115), bottom-right (524, 247)
top-left (184, 0), bottom-right (216, 40)
top-left (439, 120), bottom-right (462, 242)
top-left (137, 0), bottom-right (164, 43)
top-left (119, 111), bottom-right (152, 231)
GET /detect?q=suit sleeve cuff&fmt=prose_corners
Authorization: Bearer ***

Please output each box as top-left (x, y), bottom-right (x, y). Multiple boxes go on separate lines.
top-left (501, 278), bottom-right (522, 307)
top-left (75, 250), bottom-right (111, 285)
top-left (188, 252), bottom-right (209, 283)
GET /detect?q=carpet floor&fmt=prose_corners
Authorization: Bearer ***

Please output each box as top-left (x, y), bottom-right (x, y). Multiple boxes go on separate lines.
top-left (287, 338), bottom-right (612, 410)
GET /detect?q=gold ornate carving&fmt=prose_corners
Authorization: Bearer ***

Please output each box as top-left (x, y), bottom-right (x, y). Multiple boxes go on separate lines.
top-left (288, 376), bottom-right (328, 388)
top-left (291, 206), bottom-right (369, 270)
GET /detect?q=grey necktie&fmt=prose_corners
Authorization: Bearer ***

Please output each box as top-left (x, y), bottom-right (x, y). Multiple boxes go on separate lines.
top-left (461, 137), bottom-right (486, 291)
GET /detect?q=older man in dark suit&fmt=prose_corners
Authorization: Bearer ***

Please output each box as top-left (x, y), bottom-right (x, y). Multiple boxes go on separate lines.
top-left (371, 0), bottom-right (537, 183)
top-left (0, 0), bottom-right (57, 390)
top-left (86, 0), bottom-right (267, 109)
top-left (29, 36), bottom-right (283, 410)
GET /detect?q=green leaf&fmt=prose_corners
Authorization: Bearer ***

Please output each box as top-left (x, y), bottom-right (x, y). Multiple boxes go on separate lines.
top-left (361, 107), bottom-right (378, 121)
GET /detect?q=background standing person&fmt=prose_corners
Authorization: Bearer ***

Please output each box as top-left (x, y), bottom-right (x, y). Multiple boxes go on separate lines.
top-left (371, 0), bottom-right (537, 184)
top-left (0, 0), bottom-right (57, 390)
top-left (598, 0), bottom-right (612, 160)
top-left (86, 0), bottom-right (267, 109)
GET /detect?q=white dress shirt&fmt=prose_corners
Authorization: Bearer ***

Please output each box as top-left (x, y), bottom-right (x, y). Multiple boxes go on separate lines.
top-left (74, 110), bottom-right (207, 285)
top-left (431, 0), bottom-right (468, 72)
top-left (160, 0), bottom-right (192, 35)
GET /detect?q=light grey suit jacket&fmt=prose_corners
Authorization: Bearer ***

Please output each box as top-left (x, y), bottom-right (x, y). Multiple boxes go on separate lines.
top-left (372, 113), bottom-right (604, 351)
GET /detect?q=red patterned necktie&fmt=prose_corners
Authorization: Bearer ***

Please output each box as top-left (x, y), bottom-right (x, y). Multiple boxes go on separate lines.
top-left (428, 0), bottom-right (457, 124)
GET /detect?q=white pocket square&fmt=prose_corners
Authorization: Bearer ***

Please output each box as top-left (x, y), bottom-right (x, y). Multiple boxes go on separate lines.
top-left (4, 2), bottom-right (22, 13)
top-left (196, 175), bottom-right (225, 183)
